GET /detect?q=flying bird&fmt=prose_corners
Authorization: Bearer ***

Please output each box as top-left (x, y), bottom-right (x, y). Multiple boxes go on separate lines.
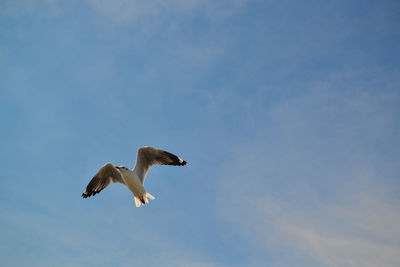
top-left (82, 146), bottom-right (187, 207)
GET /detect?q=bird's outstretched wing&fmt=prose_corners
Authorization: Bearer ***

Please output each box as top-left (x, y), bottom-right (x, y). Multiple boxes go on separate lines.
top-left (82, 163), bottom-right (125, 198)
top-left (133, 146), bottom-right (187, 184)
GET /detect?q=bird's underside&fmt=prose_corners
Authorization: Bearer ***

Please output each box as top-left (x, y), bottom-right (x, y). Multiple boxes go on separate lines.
top-left (82, 146), bottom-right (187, 207)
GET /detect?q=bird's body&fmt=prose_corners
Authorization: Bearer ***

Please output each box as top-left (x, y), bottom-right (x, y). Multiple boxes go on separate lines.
top-left (82, 146), bottom-right (186, 207)
top-left (116, 166), bottom-right (155, 207)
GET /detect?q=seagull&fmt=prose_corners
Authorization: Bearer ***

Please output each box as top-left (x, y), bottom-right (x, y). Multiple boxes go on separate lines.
top-left (82, 146), bottom-right (187, 207)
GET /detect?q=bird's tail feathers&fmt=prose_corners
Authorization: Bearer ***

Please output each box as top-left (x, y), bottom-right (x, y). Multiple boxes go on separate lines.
top-left (146, 192), bottom-right (155, 200)
top-left (134, 192), bottom-right (156, 207)
top-left (134, 196), bottom-right (142, 207)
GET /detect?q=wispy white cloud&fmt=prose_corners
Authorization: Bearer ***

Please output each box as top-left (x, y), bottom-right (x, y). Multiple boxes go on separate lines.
top-left (216, 69), bottom-right (400, 266)
top-left (255, 186), bottom-right (400, 267)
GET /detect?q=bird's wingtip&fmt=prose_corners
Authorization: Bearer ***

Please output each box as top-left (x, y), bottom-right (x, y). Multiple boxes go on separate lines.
top-left (178, 157), bottom-right (187, 166)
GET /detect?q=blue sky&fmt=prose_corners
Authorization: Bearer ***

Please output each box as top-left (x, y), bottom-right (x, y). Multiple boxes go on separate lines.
top-left (1, 0), bottom-right (399, 266)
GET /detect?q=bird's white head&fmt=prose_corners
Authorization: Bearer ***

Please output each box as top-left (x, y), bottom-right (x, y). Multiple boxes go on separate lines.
top-left (116, 166), bottom-right (129, 172)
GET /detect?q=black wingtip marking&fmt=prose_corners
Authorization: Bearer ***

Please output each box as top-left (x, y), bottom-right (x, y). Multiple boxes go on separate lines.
top-left (163, 151), bottom-right (187, 166)
top-left (174, 159), bottom-right (187, 166)
top-left (82, 189), bottom-right (100, 199)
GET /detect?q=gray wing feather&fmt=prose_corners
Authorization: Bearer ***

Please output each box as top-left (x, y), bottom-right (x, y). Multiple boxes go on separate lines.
top-left (133, 146), bottom-right (187, 184)
top-left (82, 163), bottom-right (125, 198)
